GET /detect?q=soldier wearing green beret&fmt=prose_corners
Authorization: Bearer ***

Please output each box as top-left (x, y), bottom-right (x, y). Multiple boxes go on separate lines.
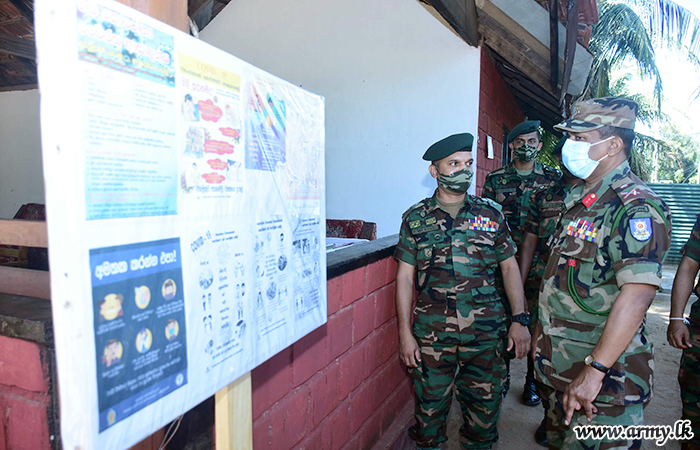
top-left (518, 137), bottom-right (582, 446)
top-left (532, 97), bottom-right (672, 449)
top-left (666, 214), bottom-right (700, 449)
top-left (394, 132), bottom-right (531, 449)
top-left (483, 120), bottom-right (561, 406)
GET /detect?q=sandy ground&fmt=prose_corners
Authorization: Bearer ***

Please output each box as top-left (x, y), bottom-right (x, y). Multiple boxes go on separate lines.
top-left (443, 265), bottom-right (687, 450)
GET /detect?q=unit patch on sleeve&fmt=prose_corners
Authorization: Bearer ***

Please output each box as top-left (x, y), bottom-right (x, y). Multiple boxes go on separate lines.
top-left (566, 219), bottom-right (598, 242)
top-left (630, 217), bottom-right (652, 241)
top-left (468, 216), bottom-right (497, 232)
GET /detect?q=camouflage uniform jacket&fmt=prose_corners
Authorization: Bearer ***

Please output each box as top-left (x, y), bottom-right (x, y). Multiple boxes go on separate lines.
top-left (394, 190), bottom-right (516, 343)
top-left (535, 161), bottom-right (671, 406)
top-left (682, 214), bottom-right (700, 322)
top-left (483, 162), bottom-right (561, 247)
top-left (524, 180), bottom-right (576, 271)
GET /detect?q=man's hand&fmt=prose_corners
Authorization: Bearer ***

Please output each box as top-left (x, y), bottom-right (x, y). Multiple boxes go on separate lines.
top-left (668, 320), bottom-right (693, 349)
top-left (507, 322), bottom-right (531, 359)
top-left (562, 367), bottom-right (605, 425)
top-left (399, 331), bottom-right (421, 368)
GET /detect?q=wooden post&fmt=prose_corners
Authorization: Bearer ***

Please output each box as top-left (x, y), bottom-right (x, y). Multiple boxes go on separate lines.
top-left (215, 372), bottom-right (253, 450)
top-left (109, 2), bottom-right (254, 450)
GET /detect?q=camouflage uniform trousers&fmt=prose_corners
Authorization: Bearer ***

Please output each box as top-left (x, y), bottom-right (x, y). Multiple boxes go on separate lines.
top-left (539, 384), bottom-right (643, 450)
top-left (524, 260), bottom-right (545, 330)
top-left (678, 320), bottom-right (700, 449)
top-left (409, 337), bottom-right (507, 449)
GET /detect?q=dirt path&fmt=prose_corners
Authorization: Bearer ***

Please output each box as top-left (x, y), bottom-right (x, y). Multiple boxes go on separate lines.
top-left (445, 265), bottom-right (687, 449)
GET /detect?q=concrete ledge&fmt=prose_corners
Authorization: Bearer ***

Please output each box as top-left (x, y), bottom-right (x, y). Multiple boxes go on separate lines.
top-left (0, 294), bottom-right (53, 345)
top-left (327, 234), bottom-right (398, 280)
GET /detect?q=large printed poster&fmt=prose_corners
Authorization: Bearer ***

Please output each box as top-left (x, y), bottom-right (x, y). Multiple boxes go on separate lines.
top-left (35, 1), bottom-right (326, 449)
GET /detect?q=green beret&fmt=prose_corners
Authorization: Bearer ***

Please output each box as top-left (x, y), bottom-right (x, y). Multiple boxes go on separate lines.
top-left (422, 133), bottom-right (474, 161)
top-left (507, 120), bottom-right (540, 143)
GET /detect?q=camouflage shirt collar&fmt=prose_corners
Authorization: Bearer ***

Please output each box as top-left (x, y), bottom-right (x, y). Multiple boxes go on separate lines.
top-left (505, 161), bottom-right (545, 179)
top-left (427, 189), bottom-right (471, 213)
top-left (564, 161), bottom-right (631, 210)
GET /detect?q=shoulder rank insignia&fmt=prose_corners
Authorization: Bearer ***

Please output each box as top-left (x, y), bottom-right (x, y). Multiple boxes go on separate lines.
top-left (630, 218), bottom-right (652, 241)
top-left (622, 188), bottom-right (641, 200)
top-left (468, 216), bottom-right (497, 232)
top-left (409, 220), bottom-right (421, 229)
top-left (566, 219), bottom-right (597, 242)
top-left (501, 179), bottom-right (507, 185)
top-left (582, 193), bottom-right (598, 208)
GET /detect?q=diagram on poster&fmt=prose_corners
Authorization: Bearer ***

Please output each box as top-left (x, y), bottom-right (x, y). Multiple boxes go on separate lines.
top-left (36, 1), bottom-right (326, 449)
top-left (90, 238), bottom-right (187, 431)
top-left (185, 224), bottom-right (253, 376)
top-left (245, 75), bottom-right (287, 171)
top-left (253, 216), bottom-right (291, 341)
top-left (178, 54), bottom-right (245, 201)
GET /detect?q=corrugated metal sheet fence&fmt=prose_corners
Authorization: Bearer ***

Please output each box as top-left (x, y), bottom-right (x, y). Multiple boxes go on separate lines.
top-left (647, 183), bottom-right (700, 264)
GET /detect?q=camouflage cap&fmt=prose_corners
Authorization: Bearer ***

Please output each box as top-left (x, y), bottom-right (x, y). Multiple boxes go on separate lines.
top-left (507, 120), bottom-right (540, 143)
top-left (554, 97), bottom-right (638, 133)
top-left (422, 133), bottom-right (474, 161)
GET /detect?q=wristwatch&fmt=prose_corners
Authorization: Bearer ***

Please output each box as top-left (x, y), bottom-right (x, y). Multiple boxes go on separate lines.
top-left (511, 312), bottom-right (530, 326)
top-left (584, 354), bottom-right (610, 374)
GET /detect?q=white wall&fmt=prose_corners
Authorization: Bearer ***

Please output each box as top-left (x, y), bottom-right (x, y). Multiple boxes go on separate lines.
top-left (0, 89), bottom-right (45, 219)
top-left (201, 0), bottom-right (481, 237)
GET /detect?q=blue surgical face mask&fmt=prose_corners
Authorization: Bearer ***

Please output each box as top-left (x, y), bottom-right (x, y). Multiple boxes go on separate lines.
top-left (562, 136), bottom-right (614, 179)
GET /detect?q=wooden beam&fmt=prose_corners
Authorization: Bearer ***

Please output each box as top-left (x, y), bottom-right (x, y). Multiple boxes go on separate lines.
top-left (0, 83), bottom-right (37, 91)
top-left (476, 0), bottom-right (566, 96)
top-left (7, 0), bottom-right (32, 24)
top-left (0, 267), bottom-right (50, 300)
top-left (0, 17), bottom-right (23, 27)
top-left (549, 0), bottom-right (559, 94)
top-left (0, 219), bottom-right (47, 247)
top-left (215, 372), bottom-right (252, 450)
top-left (560, 0), bottom-right (578, 100)
top-left (0, 32), bottom-right (35, 60)
top-left (479, 23), bottom-right (555, 96)
top-left (424, 0), bottom-right (479, 47)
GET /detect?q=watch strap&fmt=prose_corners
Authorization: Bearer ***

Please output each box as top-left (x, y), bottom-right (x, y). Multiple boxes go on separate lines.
top-left (511, 312), bottom-right (530, 326)
top-left (586, 357), bottom-right (610, 374)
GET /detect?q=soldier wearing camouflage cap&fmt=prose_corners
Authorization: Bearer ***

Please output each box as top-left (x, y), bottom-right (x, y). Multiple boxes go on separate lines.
top-left (518, 137), bottom-right (582, 446)
top-left (666, 214), bottom-right (700, 449)
top-left (483, 120), bottom-right (561, 406)
top-left (532, 97), bottom-right (672, 449)
top-left (394, 133), bottom-right (530, 449)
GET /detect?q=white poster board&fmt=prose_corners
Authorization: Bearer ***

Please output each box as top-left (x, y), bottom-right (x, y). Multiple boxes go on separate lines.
top-left (34, 1), bottom-right (326, 449)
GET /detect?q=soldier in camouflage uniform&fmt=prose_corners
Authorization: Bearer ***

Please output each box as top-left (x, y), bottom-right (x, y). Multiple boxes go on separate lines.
top-left (394, 133), bottom-right (531, 449)
top-left (518, 137), bottom-right (581, 446)
top-left (533, 97), bottom-right (672, 449)
top-left (520, 137), bottom-right (580, 323)
top-left (667, 213), bottom-right (700, 450)
top-left (483, 120), bottom-right (561, 405)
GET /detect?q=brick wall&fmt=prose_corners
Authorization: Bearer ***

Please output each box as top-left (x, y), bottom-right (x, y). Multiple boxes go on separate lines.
top-left (251, 256), bottom-right (412, 450)
top-left (0, 335), bottom-right (53, 450)
top-left (475, 47), bottom-right (525, 196)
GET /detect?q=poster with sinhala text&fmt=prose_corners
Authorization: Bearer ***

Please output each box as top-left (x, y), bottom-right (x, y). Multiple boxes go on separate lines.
top-left (35, 1), bottom-right (326, 449)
